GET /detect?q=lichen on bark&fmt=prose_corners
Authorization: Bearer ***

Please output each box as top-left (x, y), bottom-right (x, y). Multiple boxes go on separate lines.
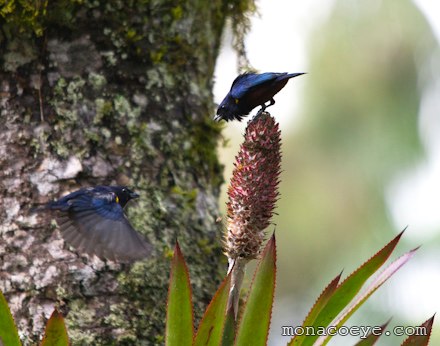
top-left (0, 0), bottom-right (256, 344)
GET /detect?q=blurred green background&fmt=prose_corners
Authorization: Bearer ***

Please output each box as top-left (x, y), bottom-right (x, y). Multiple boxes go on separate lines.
top-left (214, 0), bottom-right (440, 344)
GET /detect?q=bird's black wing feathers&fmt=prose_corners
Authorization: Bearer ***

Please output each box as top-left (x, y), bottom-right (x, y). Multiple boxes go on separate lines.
top-left (53, 188), bottom-right (151, 261)
top-left (57, 209), bottom-right (152, 261)
top-left (230, 72), bottom-right (286, 99)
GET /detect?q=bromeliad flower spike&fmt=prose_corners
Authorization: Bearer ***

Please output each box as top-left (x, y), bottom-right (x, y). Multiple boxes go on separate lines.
top-left (42, 186), bottom-right (152, 261)
top-left (225, 112), bottom-right (281, 260)
top-left (224, 112), bottom-right (282, 318)
top-left (215, 72), bottom-right (304, 122)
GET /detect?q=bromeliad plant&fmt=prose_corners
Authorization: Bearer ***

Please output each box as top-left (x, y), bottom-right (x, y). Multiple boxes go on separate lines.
top-left (164, 112), bottom-right (435, 346)
top-left (166, 234), bottom-right (434, 346)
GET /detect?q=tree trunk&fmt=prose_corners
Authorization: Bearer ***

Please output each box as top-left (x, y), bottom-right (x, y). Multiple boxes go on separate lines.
top-left (0, 1), bottom-right (253, 344)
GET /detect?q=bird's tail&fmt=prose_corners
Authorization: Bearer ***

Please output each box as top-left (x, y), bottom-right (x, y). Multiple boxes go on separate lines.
top-left (286, 72), bottom-right (306, 79)
top-left (29, 201), bottom-right (63, 213)
top-left (29, 204), bottom-right (50, 214)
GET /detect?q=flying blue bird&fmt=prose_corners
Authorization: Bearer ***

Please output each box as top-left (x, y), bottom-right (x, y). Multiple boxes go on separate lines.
top-left (41, 186), bottom-right (152, 261)
top-left (215, 72), bottom-right (305, 122)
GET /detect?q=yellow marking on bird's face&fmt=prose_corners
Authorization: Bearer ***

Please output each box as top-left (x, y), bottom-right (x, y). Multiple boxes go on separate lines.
top-left (115, 196), bottom-right (119, 203)
top-left (235, 98), bottom-right (239, 104)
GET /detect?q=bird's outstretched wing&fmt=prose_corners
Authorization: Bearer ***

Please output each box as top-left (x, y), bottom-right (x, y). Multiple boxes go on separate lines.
top-left (54, 190), bottom-right (152, 261)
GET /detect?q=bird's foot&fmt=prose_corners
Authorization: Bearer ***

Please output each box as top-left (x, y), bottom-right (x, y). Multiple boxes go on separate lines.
top-left (265, 99), bottom-right (275, 111)
top-left (256, 98), bottom-right (275, 116)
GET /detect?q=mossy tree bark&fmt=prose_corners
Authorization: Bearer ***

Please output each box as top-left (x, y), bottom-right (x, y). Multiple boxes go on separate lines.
top-left (0, 1), bottom-right (253, 344)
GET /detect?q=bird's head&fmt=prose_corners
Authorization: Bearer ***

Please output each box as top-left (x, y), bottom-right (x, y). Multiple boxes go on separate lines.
top-left (114, 186), bottom-right (139, 207)
top-left (214, 94), bottom-right (241, 122)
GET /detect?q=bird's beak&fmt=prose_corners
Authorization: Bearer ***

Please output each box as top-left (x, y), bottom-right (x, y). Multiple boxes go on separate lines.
top-left (130, 192), bottom-right (140, 199)
top-left (213, 114), bottom-right (222, 122)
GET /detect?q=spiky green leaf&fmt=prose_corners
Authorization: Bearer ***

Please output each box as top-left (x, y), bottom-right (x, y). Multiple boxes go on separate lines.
top-left (0, 290), bottom-right (21, 346)
top-left (235, 234), bottom-right (276, 346)
top-left (40, 309), bottom-right (69, 346)
top-left (194, 272), bottom-right (232, 346)
top-left (221, 305), bottom-right (236, 346)
top-left (318, 249), bottom-right (416, 345)
top-left (166, 242), bottom-right (194, 346)
top-left (290, 231), bottom-right (404, 346)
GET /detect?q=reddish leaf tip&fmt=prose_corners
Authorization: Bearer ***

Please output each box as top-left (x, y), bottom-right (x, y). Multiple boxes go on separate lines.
top-left (377, 317), bottom-right (392, 332)
top-left (395, 230), bottom-right (405, 241)
top-left (263, 233), bottom-right (277, 261)
top-left (173, 240), bottom-right (184, 261)
top-left (49, 308), bottom-right (61, 318)
top-left (401, 314), bottom-right (435, 346)
top-left (384, 317), bottom-right (393, 324)
top-left (338, 269), bottom-right (344, 277)
top-left (268, 232), bottom-right (276, 244)
top-left (425, 314), bottom-right (435, 325)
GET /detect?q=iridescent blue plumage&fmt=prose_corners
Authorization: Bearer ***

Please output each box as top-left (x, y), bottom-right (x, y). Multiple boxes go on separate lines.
top-left (215, 72), bottom-right (304, 122)
top-left (44, 186), bottom-right (152, 261)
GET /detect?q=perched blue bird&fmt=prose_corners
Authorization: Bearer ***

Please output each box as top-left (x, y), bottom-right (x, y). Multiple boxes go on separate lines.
top-left (42, 186), bottom-right (152, 261)
top-left (215, 72), bottom-right (305, 122)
